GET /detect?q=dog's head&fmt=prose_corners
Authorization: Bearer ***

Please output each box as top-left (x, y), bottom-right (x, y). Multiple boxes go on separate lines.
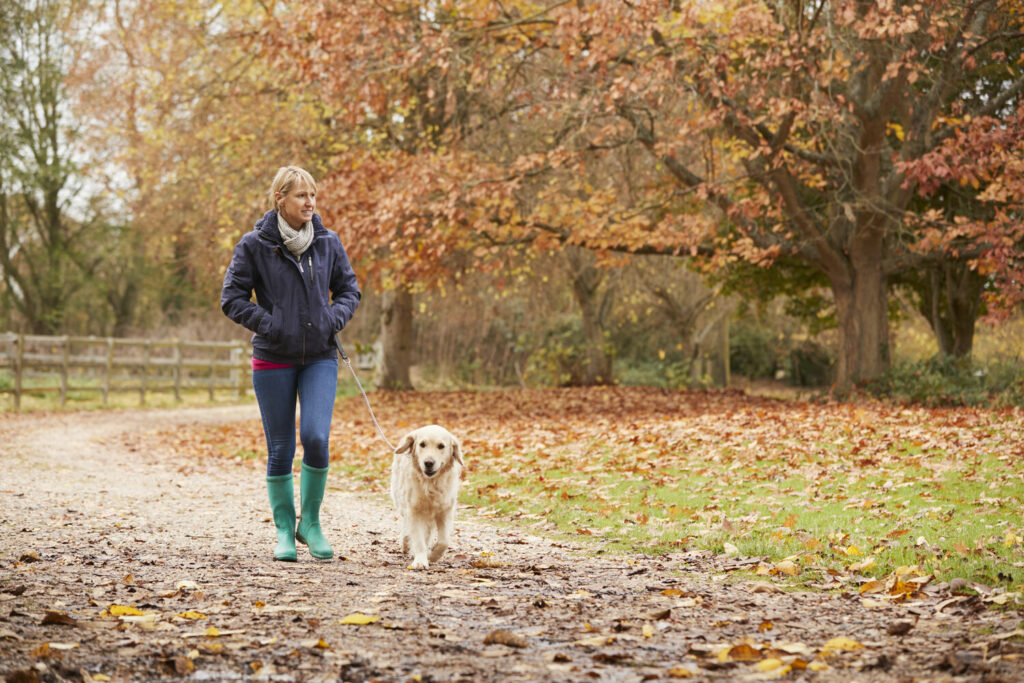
top-left (395, 424), bottom-right (463, 478)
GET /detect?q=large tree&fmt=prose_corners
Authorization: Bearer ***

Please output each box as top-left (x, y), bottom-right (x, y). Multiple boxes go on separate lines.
top-left (265, 1), bottom-right (531, 387)
top-left (75, 0), bottom-right (337, 331)
top-left (466, 0), bottom-right (1024, 388)
top-left (635, 0), bottom-right (1021, 384)
top-left (0, 0), bottom-right (104, 333)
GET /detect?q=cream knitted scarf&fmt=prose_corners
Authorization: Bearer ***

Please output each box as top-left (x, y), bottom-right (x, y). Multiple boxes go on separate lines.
top-left (277, 211), bottom-right (314, 258)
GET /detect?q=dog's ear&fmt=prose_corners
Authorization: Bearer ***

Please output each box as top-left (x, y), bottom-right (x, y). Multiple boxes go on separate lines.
top-left (451, 436), bottom-right (464, 469)
top-left (395, 432), bottom-right (415, 455)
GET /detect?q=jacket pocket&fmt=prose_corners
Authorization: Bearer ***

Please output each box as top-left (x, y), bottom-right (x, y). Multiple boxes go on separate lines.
top-left (307, 306), bottom-right (335, 355)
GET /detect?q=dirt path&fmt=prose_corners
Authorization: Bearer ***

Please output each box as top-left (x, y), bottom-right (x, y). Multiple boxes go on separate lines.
top-left (1, 407), bottom-right (1020, 682)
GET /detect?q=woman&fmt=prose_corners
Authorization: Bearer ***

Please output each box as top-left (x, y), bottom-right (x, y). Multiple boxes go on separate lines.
top-left (221, 166), bottom-right (361, 561)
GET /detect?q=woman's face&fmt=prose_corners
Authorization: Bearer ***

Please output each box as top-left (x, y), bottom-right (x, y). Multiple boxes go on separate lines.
top-left (277, 182), bottom-right (316, 229)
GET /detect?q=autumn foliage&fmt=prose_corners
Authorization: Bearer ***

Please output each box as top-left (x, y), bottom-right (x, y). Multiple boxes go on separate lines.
top-left (259, 0), bottom-right (1024, 389)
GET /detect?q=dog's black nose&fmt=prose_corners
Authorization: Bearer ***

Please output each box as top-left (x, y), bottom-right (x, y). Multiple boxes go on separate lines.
top-left (424, 459), bottom-right (435, 470)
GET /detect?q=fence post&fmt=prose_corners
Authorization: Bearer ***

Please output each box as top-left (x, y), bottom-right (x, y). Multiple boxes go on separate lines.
top-left (13, 333), bottom-right (23, 411)
top-left (140, 340), bottom-right (151, 406)
top-left (59, 336), bottom-right (69, 406)
top-left (238, 344), bottom-right (248, 399)
top-left (208, 347), bottom-right (217, 401)
top-left (173, 340), bottom-right (183, 402)
top-left (103, 338), bottom-right (114, 406)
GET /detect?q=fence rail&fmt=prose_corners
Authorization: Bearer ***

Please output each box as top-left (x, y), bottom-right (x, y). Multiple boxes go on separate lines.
top-left (0, 332), bottom-right (252, 409)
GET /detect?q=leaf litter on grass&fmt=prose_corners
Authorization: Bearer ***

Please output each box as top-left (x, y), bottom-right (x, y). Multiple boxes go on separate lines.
top-left (139, 386), bottom-right (1024, 596)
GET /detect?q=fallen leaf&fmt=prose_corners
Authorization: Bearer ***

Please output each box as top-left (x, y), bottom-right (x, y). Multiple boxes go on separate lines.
top-left (773, 560), bottom-right (800, 576)
top-left (173, 656), bottom-right (194, 674)
top-left (887, 620), bottom-right (915, 636)
top-left (773, 642), bottom-right (814, 657)
top-left (991, 628), bottom-right (1024, 641)
top-left (757, 658), bottom-right (787, 672)
top-left (849, 557), bottom-right (876, 572)
top-left (748, 581), bottom-right (784, 594)
top-left (642, 624), bottom-right (655, 638)
top-left (107, 605), bottom-right (144, 617)
top-left (859, 580), bottom-right (886, 595)
top-left (723, 542), bottom-right (740, 555)
top-left (667, 666), bottom-right (697, 677)
top-left (470, 556), bottom-right (503, 568)
top-left (119, 615), bottom-right (157, 630)
top-left (339, 613), bottom-right (380, 626)
top-left (722, 642), bottom-right (761, 662)
top-left (574, 635), bottom-right (614, 647)
top-left (821, 636), bottom-right (863, 654)
top-left (175, 611), bottom-right (206, 620)
top-left (483, 629), bottom-right (529, 648)
top-left (41, 611), bottom-right (77, 627)
top-left (19, 552), bottom-right (41, 563)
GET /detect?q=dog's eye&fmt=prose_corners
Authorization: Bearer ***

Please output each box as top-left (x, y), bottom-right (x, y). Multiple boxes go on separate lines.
top-left (419, 442), bottom-right (427, 449)
top-left (436, 444), bottom-right (444, 450)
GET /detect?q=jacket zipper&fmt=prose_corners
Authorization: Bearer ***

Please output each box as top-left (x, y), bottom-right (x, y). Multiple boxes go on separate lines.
top-left (301, 254), bottom-right (313, 364)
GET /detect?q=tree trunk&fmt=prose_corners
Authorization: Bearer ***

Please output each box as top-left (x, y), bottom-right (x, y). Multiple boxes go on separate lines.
top-left (378, 287), bottom-right (414, 390)
top-left (566, 249), bottom-right (614, 385)
top-left (829, 233), bottom-right (890, 389)
top-left (916, 262), bottom-right (982, 358)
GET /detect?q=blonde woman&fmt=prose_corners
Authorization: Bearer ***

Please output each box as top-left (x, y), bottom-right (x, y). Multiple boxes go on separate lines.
top-left (221, 166), bottom-right (361, 561)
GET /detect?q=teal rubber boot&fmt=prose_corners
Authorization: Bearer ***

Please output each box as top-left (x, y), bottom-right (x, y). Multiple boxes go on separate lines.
top-left (295, 463), bottom-right (333, 559)
top-left (266, 474), bottom-right (297, 562)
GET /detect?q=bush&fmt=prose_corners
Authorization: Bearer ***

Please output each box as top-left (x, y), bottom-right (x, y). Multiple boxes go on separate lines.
top-left (864, 355), bottom-right (1024, 407)
top-left (787, 340), bottom-right (834, 387)
top-left (617, 357), bottom-right (703, 390)
top-left (729, 324), bottom-right (779, 379)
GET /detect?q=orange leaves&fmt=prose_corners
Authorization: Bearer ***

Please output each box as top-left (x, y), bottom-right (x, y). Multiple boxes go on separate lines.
top-left (857, 566), bottom-right (931, 602)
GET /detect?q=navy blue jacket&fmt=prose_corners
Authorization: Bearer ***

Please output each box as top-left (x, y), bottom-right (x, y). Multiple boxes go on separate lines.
top-left (221, 210), bottom-right (361, 365)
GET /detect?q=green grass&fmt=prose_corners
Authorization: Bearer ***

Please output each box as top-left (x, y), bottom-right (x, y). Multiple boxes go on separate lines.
top-left (460, 442), bottom-right (1024, 593)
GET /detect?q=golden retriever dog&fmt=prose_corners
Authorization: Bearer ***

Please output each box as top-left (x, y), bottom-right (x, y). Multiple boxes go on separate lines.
top-left (390, 425), bottom-right (464, 569)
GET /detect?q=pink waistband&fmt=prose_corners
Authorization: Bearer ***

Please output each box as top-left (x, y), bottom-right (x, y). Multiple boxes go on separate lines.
top-left (251, 358), bottom-right (294, 370)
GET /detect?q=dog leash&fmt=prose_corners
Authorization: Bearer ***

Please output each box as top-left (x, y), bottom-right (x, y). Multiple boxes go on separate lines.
top-left (334, 335), bottom-right (397, 451)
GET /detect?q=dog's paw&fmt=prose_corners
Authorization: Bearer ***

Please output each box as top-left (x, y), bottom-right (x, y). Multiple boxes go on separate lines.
top-left (408, 557), bottom-right (429, 570)
top-left (428, 544), bottom-right (448, 563)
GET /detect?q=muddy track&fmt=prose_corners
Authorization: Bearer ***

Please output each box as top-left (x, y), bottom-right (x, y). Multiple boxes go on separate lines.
top-left (0, 407), bottom-right (1020, 682)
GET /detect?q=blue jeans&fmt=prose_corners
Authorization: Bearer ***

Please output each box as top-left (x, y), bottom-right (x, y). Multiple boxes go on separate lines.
top-left (253, 359), bottom-right (338, 476)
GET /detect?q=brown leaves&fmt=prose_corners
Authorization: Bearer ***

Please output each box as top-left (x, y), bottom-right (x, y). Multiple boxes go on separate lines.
top-left (483, 629), bottom-right (529, 648)
top-left (40, 611), bottom-right (77, 627)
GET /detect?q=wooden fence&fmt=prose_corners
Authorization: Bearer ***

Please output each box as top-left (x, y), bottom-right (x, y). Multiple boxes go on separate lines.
top-left (0, 332), bottom-right (252, 409)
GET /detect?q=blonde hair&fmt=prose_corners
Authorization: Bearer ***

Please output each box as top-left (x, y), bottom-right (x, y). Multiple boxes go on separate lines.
top-left (269, 166), bottom-right (317, 211)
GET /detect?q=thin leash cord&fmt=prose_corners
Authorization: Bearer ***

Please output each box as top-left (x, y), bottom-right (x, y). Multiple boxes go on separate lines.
top-left (336, 338), bottom-right (397, 452)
